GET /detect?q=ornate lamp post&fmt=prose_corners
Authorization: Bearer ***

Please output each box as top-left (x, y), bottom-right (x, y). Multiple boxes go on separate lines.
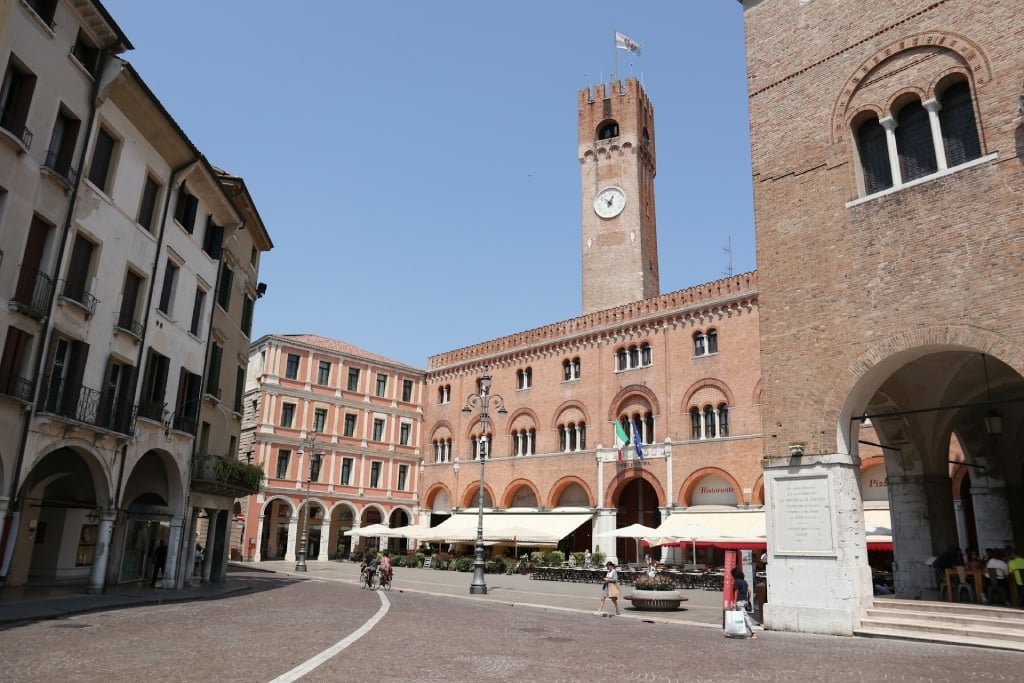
top-left (295, 432), bottom-right (323, 572)
top-left (462, 370), bottom-right (507, 594)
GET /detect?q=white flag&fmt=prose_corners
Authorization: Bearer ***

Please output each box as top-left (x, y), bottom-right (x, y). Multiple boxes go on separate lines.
top-left (615, 31), bottom-right (642, 56)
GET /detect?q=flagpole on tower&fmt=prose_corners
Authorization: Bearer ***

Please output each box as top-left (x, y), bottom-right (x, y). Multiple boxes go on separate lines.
top-left (613, 28), bottom-right (619, 84)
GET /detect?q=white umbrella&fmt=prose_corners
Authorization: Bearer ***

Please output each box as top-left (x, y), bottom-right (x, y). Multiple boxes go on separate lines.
top-left (343, 523), bottom-right (392, 537)
top-left (648, 522), bottom-right (720, 565)
top-left (596, 523), bottom-right (661, 563)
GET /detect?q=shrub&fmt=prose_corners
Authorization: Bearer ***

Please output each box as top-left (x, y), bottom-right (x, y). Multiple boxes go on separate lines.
top-left (593, 551), bottom-right (606, 567)
top-left (632, 574), bottom-right (678, 591)
top-left (455, 557), bottom-right (474, 572)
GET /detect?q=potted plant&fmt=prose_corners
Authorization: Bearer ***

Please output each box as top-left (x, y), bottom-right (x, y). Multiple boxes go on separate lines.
top-left (627, 574), bottom-right (687, 611)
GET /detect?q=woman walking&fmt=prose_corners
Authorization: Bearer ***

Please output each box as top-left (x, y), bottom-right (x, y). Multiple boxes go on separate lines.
top-left (596, 561), bottom-right (621, 616)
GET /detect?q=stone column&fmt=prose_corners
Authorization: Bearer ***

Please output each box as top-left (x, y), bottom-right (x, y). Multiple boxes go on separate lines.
top-left (284, 516), bottom-right (298, 562)
top-left (970, 485), bottom-right (1012, 553)
top-left (594, 508), bottom-right (618, 565)
top-left (953, 499), bottom-right (968, 554)
top-left (254, 515), bottom-right (265, 562)
top-left (162, 516), bottom-right (184, 589)
top-left (887, 474), bottom-right (941, 594)
top-left (87, 509), bottom-right (116, 594)
top-left (203, 508), bottom-right (218, 582)
top-left (762, 453), bottom-right (871, 636)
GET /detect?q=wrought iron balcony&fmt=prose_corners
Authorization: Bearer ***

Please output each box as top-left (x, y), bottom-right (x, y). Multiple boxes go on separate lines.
top-left (172, 413), bottom-right (197, 434)
top-left (11, 270), bottom-right (53, 319)
top-left (0, 374), bottom-right (34, 403)
top-left (37, 374), bottom-right (135, 435)
top-left (43, 149), bottom-right (78, 185)
top-left (59, 278), bottom-right (99, 314)
top-left (136, 400), bottom-right (164, 422)
top-left (0, 106), bottom-right (33, 148)
top-left (113, 310), bottom-right (144, 339)
top-left (190, 453), bottom-right (264, 497)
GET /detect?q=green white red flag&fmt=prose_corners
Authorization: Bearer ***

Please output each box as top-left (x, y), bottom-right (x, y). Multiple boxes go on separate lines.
top-left (614, 420), bottom-right (629, 462)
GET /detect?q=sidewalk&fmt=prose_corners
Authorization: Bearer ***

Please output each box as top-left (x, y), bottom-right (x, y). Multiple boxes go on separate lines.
top-left (0, 560), bottom-right (738, 629)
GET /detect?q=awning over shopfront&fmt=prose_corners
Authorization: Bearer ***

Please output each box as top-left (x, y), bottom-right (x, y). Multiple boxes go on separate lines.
top-left (864, 507), bottom-right (893, 550)
top-left (419, 508), bottom-right (593, 544)
top-left (649, 506), bottom-right (766, 549)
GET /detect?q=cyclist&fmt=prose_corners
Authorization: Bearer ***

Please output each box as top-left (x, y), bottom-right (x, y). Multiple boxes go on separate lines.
top-left (380, 551), bottom-right (393, 587)
top-left (361, 550), bottom-right (379, 587)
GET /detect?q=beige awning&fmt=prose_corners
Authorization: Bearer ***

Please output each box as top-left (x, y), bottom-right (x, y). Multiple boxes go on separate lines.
top-left (650, 506), bottom-right (766, 546)
top-left (420, 509), bottom-right (593, 544)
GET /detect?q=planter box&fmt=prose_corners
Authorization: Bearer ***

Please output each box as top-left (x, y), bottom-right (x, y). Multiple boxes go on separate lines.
top-left (626, 589), bottom-right (687, 611)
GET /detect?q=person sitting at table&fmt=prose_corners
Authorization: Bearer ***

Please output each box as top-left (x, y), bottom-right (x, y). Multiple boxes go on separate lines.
top-left (1008, 548), bottom-right (1024, 607)
top-left (965, 548), bottom-right (984, 571)
top-left (568, 552), bottom-right (577, 568)
top-left (583, 549), bottom-right (593, 568)
top-left (986, 548), bottom-right (1011, 604)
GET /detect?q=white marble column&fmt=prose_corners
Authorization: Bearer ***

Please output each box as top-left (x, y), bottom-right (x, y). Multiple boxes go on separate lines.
top-left (254, 515), bottom-right (265, 562)
top-left (880, 116), bottom-right (903, 186)
top-left (86, 509), bottom-right (116, 594)
top-left (923, 98), bottom-right (947, 171)
top-left (970, 485), bottom-right (1012, 553)
top-left (594, 508), bottom-right (618, 565)
top-left (163, 516), bottom-right (184, 589)
top-left (953, 499), bottom-right (968, 555)
top-left (285, 516), bottom-right (298, 561)
top-left (203, 508), bottom-right (217, 582)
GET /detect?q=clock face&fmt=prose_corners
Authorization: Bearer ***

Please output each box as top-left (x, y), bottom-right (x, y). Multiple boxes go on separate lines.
top-left (593, 187), bottom-right (626, 218)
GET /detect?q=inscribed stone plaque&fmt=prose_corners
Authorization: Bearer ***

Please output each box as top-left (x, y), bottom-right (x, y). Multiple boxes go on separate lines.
top-left (773, 475), bottom-right (835, 555)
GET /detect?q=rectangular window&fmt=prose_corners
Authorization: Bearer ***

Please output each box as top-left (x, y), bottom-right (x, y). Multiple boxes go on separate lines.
top-left (25, 0), bottom-right (58, 27)
top-left (46, 109), bottom-right (80, 182)
top-left (173, 367), bottom-right (202, 432)
top-left (137, 174), bottom-right (161, 231)
top-left (317, 360), bottom-right (331, 385)
top-left (372, 418), bottom-right (385, 441)
top-left (402, 379), bottom-right (413, 402)
top-left (313, 407), bottom-right (327, 433)
top-left (397, 465), bottom-right (408, 491)
top-left (347, 367), bottom-right (360, 391)
top-left (370, 461), bottom-right (381, 488)
top-left (340, 457), bottom-right (353, 485)
top-left (234, 366), bottom-right (245, 413)
top-left (285, 354), bottom-right (300, 380)
top-left (158, 259), bottom-right (178, 314)
top-left (276, 450), bottom-right (291, 479)
top-left (71, 30), bottom-right (101, 75)
top-left (189, 287), bottom-right (206, 336)
top-left (206, 343), bottom-right (223, 398)
top-left (202, 217), bottom-right (224, 259)
top-left (216, 263), bottom-right (233, 311)
top-left (173, 183), bottom-right (199, 234)
top-left (13, 215), bottom-right (54, 316)
top-left (280, 403), bottom-right (295, 428)
top-left (309, 453), bottom-right (322, 483)
top-left (63, 233), bottom-right (95, 306)
top-left (116, 270), bottom-right (143, 335)
top-left (0, 57), bottom-right (37, 147)
top-left (399, 422), bottom-right (411, 446)
top-left (87, 127), bottom-right (117, 192)
top-left (199, 422), bottom-right (211, 453)
top-left (375, 373), bottom-right (388, 398)
top-left (0, 326), bottom-right (34, 401)
top-left (138, 349), bottom-right (170, 421)
top-left (343, 413), bottom-right (356, 437)
top-left (240, 296), bottom-right (254, 337)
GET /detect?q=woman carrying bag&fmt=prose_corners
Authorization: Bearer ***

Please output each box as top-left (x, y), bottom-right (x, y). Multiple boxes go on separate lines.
top-left (596, 561), bottom-right (622, 616)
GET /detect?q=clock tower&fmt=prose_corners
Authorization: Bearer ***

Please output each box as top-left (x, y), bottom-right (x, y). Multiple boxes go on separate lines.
top-left (579, 78), bottom-right (659, 314)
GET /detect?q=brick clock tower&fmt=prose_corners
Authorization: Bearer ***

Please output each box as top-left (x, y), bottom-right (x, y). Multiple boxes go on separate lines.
top-left (578, 79), bottom-right (659, 315)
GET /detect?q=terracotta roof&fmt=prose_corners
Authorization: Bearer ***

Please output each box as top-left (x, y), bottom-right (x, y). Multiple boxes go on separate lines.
top-left (278, 334), bottom-right (422, 372)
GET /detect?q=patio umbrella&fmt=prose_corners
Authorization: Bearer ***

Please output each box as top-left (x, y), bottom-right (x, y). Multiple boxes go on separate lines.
top-left (650, 522), bottom-right (720, 564)
top-left (343, 523), bottom-right (392, 537)
top-left (596, 523), bottom-right (660, 563)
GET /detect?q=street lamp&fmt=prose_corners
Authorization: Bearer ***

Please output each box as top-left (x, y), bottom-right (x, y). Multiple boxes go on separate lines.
top-left (295, 432), bottom-right (323, 572)
top-left (462, 369), bottom-right (507, 594)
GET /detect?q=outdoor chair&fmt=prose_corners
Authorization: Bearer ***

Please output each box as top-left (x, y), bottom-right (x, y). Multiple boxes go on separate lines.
top-left (987, 568), bottom-right (1008, 605)
top-left (954, 566), bottom-right (974, 603)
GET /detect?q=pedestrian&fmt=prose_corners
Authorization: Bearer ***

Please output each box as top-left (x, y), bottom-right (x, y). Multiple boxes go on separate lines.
top-left (595, 561), bottom-right (621, 616)
top-left (151, 539), bottom-right (168, 587)
top-left (193, 543), bottom-right (204, 576)
top-left (729, 567), bottom-right (756, 638)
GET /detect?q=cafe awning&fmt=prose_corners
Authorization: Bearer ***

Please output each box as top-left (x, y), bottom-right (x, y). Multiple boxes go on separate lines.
top-left (649, 506), bottom-right (766, 549)
top-left (864, 507), bottom-right (893, 550)
top-left (420, 508), bottom-right (593, 544)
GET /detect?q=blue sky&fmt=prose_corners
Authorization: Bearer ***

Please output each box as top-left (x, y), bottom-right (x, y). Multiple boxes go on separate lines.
top-left (102, 1), bottom-right (754, 368)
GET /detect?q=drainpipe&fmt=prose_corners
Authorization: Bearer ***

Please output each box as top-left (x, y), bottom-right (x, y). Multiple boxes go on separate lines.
top-left (0, 48), bottom-right (115, 581)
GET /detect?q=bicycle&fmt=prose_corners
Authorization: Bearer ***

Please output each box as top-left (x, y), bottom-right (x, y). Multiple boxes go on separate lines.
top-left (379, 569), bottom-right (392, 591)
top-left (360, 567), bottom-right (378, 590)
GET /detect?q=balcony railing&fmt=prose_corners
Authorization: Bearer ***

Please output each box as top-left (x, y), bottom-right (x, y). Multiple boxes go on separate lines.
top-left (172, 413), bottom-right (197, 434)
top-left (37, 374), bottom-right (135, 435)
top-left (11, 270), bottom-right (53, 319)
top-left (136, 400), bottom-right (164, 422)
top-left (113, 310), bottom-right (144, 339)
top-left (0, 374), bottom-right (34, 403)
top-left (0, 106), bottom-right (33, 148)
top-left (43, 149), bottom-right (78, 185)
top-left (59, 278), bottom-right (99, 314)
top-left (190, 453), bottom-right (264, 497)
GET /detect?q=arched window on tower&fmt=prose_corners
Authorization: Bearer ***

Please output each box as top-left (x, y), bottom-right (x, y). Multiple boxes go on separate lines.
top-left (598, 121), bottom-right (619, 140)
top-left (856, 115), bottom-right (893, 195)
top-left (690, 408), bottom-right (701, 440)
top-left (717, 404), bottom-right (729, 438)
top-left (939, 81), bottom-right (981, 168)
top-left (707, 330), bottom-right (718, 354)
top-left (694, 332), bottom-right (706, 356)
top-left (703, 406), bottom-right (716, 439)
top-left (895, 100), bottom-right (937, 182)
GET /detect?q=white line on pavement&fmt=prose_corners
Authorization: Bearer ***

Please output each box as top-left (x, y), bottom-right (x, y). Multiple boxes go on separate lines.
top-left (267, 589), bottom-right (390, 683)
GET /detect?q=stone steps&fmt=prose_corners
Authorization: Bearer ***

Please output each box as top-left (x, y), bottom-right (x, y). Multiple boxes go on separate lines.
top-left (855, 597), bottom-right (1024, 651)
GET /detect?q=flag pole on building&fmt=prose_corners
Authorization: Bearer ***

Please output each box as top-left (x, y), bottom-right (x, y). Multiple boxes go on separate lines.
top-left (613, 28), bottom-right (619, 84)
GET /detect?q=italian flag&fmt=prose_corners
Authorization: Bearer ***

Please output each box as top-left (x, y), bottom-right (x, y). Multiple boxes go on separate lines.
top-left (614, 420), bottom-right (629, 462)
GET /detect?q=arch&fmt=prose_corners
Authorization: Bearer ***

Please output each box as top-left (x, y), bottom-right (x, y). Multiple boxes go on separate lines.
top-left (501, 479), bottom-right (541, 508)
top-left (550, 400), bottom-right (591, 430)
top-left (547, 476), bottom-right (594, 509)
top-left (422, 483), bottom-right (454, 512)
top-left (750, 475), bottom-right (765, 506)
top-left (885, 87), bottom-right (929, 118)
top-left (297, 496), bottom-right (328, 515)
top-left (831, 31), bottom-right (992, 143)
top-left (604, 467), bottom-right (665, 509)
top-left (607, 384), bottom-right (660, 421)
top-left (680, 377), bottom-right (736, 411)
top-left (260, 495), bottom-right (294, 516)
top-left (385, 505), bottom-right (415, 526)
top-left (121, 448), bottom-right (184, 512)
top-left (328, 500), bottom-right (357, 521)
top-left (678, 467), bottom-right (744, 507)
top-left (428, 420), bottom-right (454, 440)
top-left (460, 481), bottom-right (496, 509)
top-left (506, 407), bottom-right (540, 431)
top-left (359, 504), bottom-right (387, 525)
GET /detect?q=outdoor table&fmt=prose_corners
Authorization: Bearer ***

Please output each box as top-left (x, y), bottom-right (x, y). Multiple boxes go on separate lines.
top-left (944, 567), bottom-right (984, 603)
top-left (680, 571), bottom-right (704, 590)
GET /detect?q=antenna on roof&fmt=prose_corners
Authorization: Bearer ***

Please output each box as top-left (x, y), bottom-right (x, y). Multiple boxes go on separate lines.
top-left (723, 236), bottom-right (733, 277)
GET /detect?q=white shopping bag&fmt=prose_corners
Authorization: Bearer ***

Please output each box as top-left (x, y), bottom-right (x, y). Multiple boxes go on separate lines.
top-left (724, 609), bottom-right (748, 637)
